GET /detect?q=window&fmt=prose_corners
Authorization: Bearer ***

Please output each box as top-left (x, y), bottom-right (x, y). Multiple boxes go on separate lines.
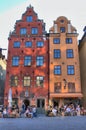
top-left (54, 49), bottom-right (61, 58)
top-left (66, 38), bottom-right (72, 44)
top-left (31, 27), bottom-right (38, 34)
top-left (36, 56), bottom-right (44, 66)
top-left (37, 41), bottom-right (44, 47)
top-left (14, 41), bottom-right (20, 48)
top-left (53, 38), bottom-right (60, 44)
top-left (36, 76), bottom-right (44, 87)
top-left (24, 56), bottom-right (32, 66)
top-left (68, 83), bottom-right (75, 93)
top-left (23, 76), bottom-right (31, 87)
top-left (54, 82), bottom-right (61, 93)
top-left (20, 28), bottom-right (27, 35)
top-left (54, 66), bottom-right (61, 75)
top-left (12, 56), bottom-right (19, 66)
top-left (25, 41), bottom-right (32, 47)
top-left (60, 27), bottom-right (65, 32)
top-left (66, 49), bottom-right (74, 58)
top-left (10, 76), bottom-right (18, 87)
top-left (67, 65), bottom-right (74, 75)
top-left (26, 16), bottom-right (33, 22)
top-left (60, 20), bottom-right (64, 23)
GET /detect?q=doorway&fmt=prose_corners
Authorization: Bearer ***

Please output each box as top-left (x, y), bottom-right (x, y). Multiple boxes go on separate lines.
top-left (23, 99), bottom-right (30, 109)
top-left (37, 99), bottom-right (45, 114)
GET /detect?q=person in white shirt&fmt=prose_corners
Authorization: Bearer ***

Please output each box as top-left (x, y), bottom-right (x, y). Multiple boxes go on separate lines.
top-left (52, 107), bottom-right (57, 116)
top-left (76, 105), bottom-right (80, 116)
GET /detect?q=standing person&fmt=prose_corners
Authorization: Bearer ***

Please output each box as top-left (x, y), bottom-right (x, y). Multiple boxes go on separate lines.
top-left (20, 102), bottom-right (26, 117)
top-left (76, 105), bottom-right (81, 116)
top-left (22, 102), bottom-right (26, 112)
top-left (16, 104), bottom-right (19, 113)
top-left (32, 105), bottom-right (37, 117)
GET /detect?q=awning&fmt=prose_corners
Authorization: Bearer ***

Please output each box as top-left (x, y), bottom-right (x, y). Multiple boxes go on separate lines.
top-left (50, 93), bottom-right (83, 98)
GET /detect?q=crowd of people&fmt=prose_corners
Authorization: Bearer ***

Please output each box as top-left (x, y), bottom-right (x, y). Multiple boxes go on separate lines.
top-left (0, 102), bottom-right (86, 118)
top-left (20, 102), bottom-right (37, 118)
top-left (0, 102), bottom-right (37, 118)
top-left (46, 104), bottom-right (86, 117)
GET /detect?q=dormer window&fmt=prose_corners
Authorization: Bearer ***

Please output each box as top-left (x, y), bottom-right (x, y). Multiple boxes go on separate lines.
top-left (26, 16), bottom-right (33, 22)
top-left (60, 27), bottom-right (65, 33)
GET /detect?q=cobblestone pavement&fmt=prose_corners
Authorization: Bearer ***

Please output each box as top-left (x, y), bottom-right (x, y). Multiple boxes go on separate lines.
top-left (0, 115), bottom-right (86, 130)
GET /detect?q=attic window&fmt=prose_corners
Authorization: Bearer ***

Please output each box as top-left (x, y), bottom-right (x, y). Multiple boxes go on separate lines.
top-left (60, 20), bottom-right (64, 23)
top-left (26, 16), bottom-right (33, 22)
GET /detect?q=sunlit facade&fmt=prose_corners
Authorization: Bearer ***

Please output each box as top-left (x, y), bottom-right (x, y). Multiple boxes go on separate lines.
top-left (49, 16), bottom-right (82, 107)
top-left (4, 6), bottom-right (83, 111)
top-left (4, 5), bottom-right (49, 113)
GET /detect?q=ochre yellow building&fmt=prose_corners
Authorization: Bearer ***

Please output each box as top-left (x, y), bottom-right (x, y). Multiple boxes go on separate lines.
top-left (49, 16), bottom-right (82, 107)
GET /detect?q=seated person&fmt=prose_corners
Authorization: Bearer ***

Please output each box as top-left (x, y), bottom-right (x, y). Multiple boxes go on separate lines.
top-left (25, 107), bottom-right (33, 118)
top-left (32, 106), bottom-right (37, 117)
top-left (3, 108), bottom-right (8, 117)
top-left (65, 106), bottom-right (71, 116)
top-left (52, 107), bottom-right (57, 116)
top-left (46, 106), bottom-right (52, 116)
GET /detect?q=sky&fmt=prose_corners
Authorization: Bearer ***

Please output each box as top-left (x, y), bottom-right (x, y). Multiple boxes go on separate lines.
top-left (0, 0), bottom-right (86, 58)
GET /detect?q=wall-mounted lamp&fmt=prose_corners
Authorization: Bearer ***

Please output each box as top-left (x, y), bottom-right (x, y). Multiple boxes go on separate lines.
top-left (63, 79), bottom-right (67, 89)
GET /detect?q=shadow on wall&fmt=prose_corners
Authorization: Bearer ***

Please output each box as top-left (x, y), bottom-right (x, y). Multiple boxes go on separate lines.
top-left (0, 66), bottom-right (6, 105)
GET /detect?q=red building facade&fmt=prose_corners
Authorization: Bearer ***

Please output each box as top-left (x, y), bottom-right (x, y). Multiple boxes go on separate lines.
top-left (4, 5), bottom-right (49, 113)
